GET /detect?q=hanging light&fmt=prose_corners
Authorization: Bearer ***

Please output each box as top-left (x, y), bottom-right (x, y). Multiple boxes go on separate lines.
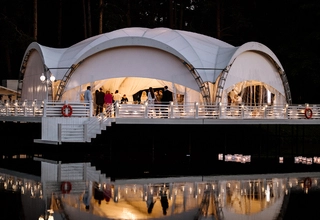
top-left (49, 74), bottom-right (55, 82)
top-left (40, 73), bottom-right (46, 82)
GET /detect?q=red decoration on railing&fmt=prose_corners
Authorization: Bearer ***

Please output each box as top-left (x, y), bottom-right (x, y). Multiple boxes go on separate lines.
top-left (60, 181), bottom-right (72, 194)
top-left (304, 108), bottom-right (313, 119)
top-left (61, 104), bottom-right (73, 117)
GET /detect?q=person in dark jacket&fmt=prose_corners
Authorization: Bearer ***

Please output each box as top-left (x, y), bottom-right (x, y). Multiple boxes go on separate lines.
top-left (161, 86), bottom-right (173, 103)
top-left (161, 86), bottom-right (173, 118)
top-left (96, 88), bottom-right (105, 115)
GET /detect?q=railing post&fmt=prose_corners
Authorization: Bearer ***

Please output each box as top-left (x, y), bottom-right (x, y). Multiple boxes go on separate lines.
top-left (170, 102), bottom-right (174, 118)
top-left (264, 105), bottom-right (267, 119)
top-left (116, 101), bottom-right (119, 118)
top-left (24, 105), bottom-right (27, 116)
top-left (195, 102), bottom-right (199, 118)
top-left (89, 100), bottom-right (93, 117)
top-left (144, 102), bottom-right (148, 118)
top-left (32, 99), bottom-right (37, 116)
top-left (218, 102), bottom-right (222, 119)
top-left (285, 104), bottom-right (289, 119)
top-left (14, 101), bottom-right (17, 116)
top-left (5, 103), bottom-right (8, 116)
top-left (241, 104), bottom-right (244, 119)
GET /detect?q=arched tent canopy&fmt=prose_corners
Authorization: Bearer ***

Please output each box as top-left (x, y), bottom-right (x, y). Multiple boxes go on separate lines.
top-left (19, 27), bottom-right (291, 105)
top-left (215, 42), bottom-right (291, 105)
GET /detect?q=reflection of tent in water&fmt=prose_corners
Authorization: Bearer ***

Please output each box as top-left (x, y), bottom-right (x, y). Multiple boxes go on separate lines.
top-left (19, 27), bottom-right (292, 106)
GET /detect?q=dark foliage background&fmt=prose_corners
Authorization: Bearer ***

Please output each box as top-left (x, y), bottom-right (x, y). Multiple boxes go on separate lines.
top-left (1, 0), bottom-right (320, 103)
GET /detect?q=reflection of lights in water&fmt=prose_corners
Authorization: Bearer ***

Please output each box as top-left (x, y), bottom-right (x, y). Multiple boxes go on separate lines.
top-left (31, 186), bottom-right (34, 197)
top-left (4, 182), bottom-right (7, 189)
top-left (121, 208), bottom-right (136, 220)
top-left (265, 185), bottom-right (270, 202)
top-left (21, 186), bottom-right (24, 194)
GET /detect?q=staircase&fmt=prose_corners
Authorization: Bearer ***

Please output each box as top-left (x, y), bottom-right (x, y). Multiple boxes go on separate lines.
top-left (58, 116), bottom-right (115, 143)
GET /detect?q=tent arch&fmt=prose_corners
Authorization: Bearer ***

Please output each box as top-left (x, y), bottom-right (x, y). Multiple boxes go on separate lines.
top-left (215, 42), bottom-right (291, 105)
top-left (58, 46), bottom-right (206, 103)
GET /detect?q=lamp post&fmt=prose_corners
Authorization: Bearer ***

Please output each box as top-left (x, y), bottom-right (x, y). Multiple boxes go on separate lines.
top-left (40, 72), bottom-right (55, 101)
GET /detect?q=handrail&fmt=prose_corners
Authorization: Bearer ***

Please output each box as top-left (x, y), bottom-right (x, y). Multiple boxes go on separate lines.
top-left (1, 100), bottom-right (319, 120)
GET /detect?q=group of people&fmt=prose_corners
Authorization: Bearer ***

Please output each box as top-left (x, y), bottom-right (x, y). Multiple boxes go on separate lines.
top-left (83, 86), bottom-right (129, 115)
top-left (83, 85), bottom-right (173, 115)
top-left (144, 86), bottom-right (173, 104)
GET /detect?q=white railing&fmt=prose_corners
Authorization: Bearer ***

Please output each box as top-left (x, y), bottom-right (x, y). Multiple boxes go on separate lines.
top-left (0, 99), bottom-right (43, 116)
top-left (1, 100), bottom-right (320, 120)
top-left (44, 100), bottom-right (92, 117)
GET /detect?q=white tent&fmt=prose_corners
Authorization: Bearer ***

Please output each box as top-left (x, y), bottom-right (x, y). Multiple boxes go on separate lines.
top-left (19, 27), bottom-right (291, 105)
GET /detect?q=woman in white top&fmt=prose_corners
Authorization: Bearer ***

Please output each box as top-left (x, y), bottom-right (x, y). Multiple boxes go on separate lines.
top-left (147, 87), bottom-right (155, 104)
top-left (140, 91), bottom-right (148, 104)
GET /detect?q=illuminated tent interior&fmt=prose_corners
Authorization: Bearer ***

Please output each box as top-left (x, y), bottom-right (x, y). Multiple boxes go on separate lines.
top-left (19, 27), bottom-right (291, 105)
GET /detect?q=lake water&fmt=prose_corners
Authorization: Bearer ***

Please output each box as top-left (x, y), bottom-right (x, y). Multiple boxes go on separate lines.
top-left (1, 170), bottom-right (320, 220)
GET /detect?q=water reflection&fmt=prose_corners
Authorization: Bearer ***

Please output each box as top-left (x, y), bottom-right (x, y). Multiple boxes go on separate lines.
top-left (0, 172), bottom-right (43, 198)
top-left (1, 171), bottom-right (319, 220)
top-left (58, 174), bottom-right (319, 220)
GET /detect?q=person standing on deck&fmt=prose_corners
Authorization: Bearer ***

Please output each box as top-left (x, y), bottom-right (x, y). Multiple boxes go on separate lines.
top-left (161, 86), bottom-right (172, 118)
top-left (161, 86), bottom-right (173, 103)
top-left (113, 90), bottom-right (122, 103)
top-left (95, 88), bottom-right (105, 115)
top-left (104, 90), bottom-right (113, 116)
top-left (84, 86), bottom-right (92, 102)
top-left (147, 87), bottom-right (155, 104)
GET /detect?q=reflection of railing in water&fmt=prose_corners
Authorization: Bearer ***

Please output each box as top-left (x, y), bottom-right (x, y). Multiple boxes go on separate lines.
top-left (194, 184), bottom-right (224, 220)
top-left (0, 170), bottom-right (42, 198)
top-left (52, 193), bottom-right (70, 220)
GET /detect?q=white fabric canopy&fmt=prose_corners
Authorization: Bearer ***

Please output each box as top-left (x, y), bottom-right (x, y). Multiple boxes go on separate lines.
top-left (20, 27), bottom-right (289, 105)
